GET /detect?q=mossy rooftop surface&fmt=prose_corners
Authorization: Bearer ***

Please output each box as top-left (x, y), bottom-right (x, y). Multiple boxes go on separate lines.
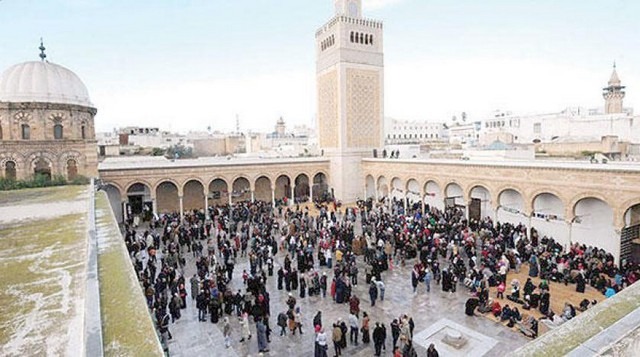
top-left (0, 185), bottom-right (89, 356)
top-left (95, 191), bottom-right (163, 357)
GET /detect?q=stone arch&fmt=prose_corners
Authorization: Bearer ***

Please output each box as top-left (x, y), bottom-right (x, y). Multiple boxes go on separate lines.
top-left (183, 179), bottom-right (205, 211)
top-left (532, 192), bottom-right (565, 220)
top-left (3, 160), bottom-right (17, 180)
top-left (568, 192), bottom-right (613, 220)
top-left (531, 192), bottom-right (568, 244)
top-left (622, 199), bottom-right (640, 227)
top-left (156, 181), bottom-right (180, 214)
top-left (294, 173), bottom-right (310, 203)
top-left (208, 178), bottom-right (229, 206)
top-left (1, 153), bottom-right (23, 180)
top-left (468, 184), bottom-right (492, 220)
top-left (528, 187), bottom-right (566, 215)
top-left (126, 182), bottom-right (152, 218)
top-left (274, 174), bottom-right (292, 204)
top-left (405, 178), bottom-right (421, 205)
top-left (32, 157), bottom-right (53, 180)
top-left (445, 182), bottom-right (465, 207)
top-left (390, 177), bottom-right (403, 201)
top-left (124, 179), bottom-right (153, 195)
top-left (377, 176), bottom-right (389, 199)
top-left (232, 176), bottom-right (251, 202)
top-left (497, 188), bottom-right (525, 212)
top-left (365, 174), bottom-right (376, 199)
top-left (153, 178), bottom-right (182, 196)
top-left (313, 172), bottom-right (329, 202)
top-left (59, 151), bottom-right (85, 173)
top-left (571, 197), bottom-right (617, 261)
top-left (254, 176), bottom-right (272, 202)
top-left (424, 180), bottom-right (443, 211)
top-left (103, 184), bottom-right (124, 223)
top-left (28, 151), bottom-right (57, 178)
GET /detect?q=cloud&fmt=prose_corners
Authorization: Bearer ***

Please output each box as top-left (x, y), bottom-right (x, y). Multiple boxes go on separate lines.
top-left (364, 0), bottom-right (405, 11)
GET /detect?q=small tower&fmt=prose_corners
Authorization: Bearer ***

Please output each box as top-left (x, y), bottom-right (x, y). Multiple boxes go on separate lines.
top-left (603, 63), bottom-right (625, 114)
top-left (275, 117), bottom-right (286, 136)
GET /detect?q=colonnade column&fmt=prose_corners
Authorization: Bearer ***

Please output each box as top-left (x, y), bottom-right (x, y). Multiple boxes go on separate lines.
top-left (228, 192), bottom-right (233, 206)
top-left (271, 187), bottom-right (276, 208)
top-left (150, 191), bottom-right (157, 216)
top-left (421, 192), bottom-right (426, 214)
top-left (403, 193), bottom-right (408, 213)
top-left (290, 185), bottom-right (295, 206)
top-left (251, 190), bottom-right (255, 203)
top-left (204, 189), bottom-right (209, 215)
top-left (375, 185), bottom-right (379, 201)
top-left (179, 195), bottom-right (184, 221)
top-left (122, 199), bottom-right (129, 223)
top-left (309, 184), bottom-right (314, 203)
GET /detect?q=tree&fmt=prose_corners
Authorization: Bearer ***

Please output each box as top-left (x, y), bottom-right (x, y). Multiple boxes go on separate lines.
top-left (166, 144), bottom-right (194, 159)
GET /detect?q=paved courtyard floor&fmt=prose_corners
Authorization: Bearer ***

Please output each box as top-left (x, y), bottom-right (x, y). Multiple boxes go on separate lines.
top-left (161, 222), bottom-right (529, 357)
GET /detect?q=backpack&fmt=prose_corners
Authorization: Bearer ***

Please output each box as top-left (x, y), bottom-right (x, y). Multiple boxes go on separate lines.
top-left (278, 312), bottom-right (287, 327)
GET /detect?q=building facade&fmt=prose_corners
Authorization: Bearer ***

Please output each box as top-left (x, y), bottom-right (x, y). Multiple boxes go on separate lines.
top-left (0, 49), bottom-right (98, 181)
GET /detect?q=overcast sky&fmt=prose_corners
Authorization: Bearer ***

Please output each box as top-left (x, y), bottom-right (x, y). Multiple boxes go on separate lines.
top-left (1, 0), bottom-right (639, 133)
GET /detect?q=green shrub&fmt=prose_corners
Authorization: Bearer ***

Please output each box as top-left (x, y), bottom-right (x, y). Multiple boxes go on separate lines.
top-left (0, 175), bottom-right (90, 191)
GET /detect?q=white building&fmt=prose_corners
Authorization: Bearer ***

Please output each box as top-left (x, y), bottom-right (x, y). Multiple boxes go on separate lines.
top-left (384, 117), bottom-right (445, 144)
top-left (481, 66), bottom-right (640, 147)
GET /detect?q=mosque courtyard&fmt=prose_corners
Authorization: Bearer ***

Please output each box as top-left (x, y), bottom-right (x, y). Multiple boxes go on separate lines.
top-left (158, 213), bottom-right (531, 357)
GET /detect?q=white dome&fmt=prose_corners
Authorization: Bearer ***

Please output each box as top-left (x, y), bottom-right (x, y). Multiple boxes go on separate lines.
top-left (0, 61), bottom-right (93, 107)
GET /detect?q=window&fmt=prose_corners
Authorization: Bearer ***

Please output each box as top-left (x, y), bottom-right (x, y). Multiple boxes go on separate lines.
top-left (21, 124), bottom-right (30, 140)
top-left (81, 126), bottom-right (86, 139)
top-left (5, 161), bottom-right (16, 180)
top-left (534, 123), bottom-right (541, 134)
top-left (54, 124), bottom-right (63, 139)
top-left (0, 124), bottom-right (2, 139)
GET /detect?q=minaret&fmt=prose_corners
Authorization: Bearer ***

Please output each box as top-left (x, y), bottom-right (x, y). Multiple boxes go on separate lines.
top-left (316, 0), bottom-right (384, 202)
top-left (603, 63), bottom-right (625, 114)
top-left (275, 117), bottom-right (286, 136)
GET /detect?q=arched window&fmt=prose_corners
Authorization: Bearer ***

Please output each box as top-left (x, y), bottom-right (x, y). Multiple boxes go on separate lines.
top-left (21, 124), bottom-right (30, 140)
top-left (5, 161), bottom-right (16, 180)
top-left (54, 124), bottom-right (63, 139)
top-left (34, 158), bottom-right (51, 180)
top-left (370, 35), bottom-right (374, 45)
top-left (359, 33), bottom-right (364, 43)
top-left (67, 159), bottom-right (78, 180)
top-left (365, 35), bottom-right (369, 45)
top-left (81, 125), bottom-right (86, 139)
top-left (350, 32), bottom-right (354, 43)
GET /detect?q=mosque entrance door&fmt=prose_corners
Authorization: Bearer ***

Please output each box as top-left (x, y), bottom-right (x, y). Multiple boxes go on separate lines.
top-left (469, 198), bottom-right (481, 221)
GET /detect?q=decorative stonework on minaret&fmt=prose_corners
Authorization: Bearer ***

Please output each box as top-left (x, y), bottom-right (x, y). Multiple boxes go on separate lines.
top-left (316, 0), bottom-right (385, 201)
top-left (603, 63), bottom-right (625, 114)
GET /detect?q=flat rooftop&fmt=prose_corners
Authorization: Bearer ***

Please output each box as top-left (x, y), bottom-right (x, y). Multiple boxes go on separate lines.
top-left (363, 157), bottom-right (640, 173)
top-left (98, 156), bottom-right (329, 171)
top-left (0, 186), bottom-right (90, 356)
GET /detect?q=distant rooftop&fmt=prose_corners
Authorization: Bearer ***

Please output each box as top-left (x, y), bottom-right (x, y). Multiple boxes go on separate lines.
top-left (99, 155), bottom-right (328, 171)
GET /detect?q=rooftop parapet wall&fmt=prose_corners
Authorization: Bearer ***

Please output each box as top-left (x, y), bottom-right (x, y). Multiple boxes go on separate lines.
top-left (316, 15), bottom-right (383, 37)
top-left (95, 191), bottom-right (163, 356)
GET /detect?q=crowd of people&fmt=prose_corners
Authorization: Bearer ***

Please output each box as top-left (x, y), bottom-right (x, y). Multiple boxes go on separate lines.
top-left (119, 194), bottom-right (639, 355)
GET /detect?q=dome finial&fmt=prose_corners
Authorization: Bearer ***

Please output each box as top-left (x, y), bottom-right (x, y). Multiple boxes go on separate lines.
top-left (613, 60), bottom-right (616, 69)
top-left (39, 38), bottom-right (47, 62)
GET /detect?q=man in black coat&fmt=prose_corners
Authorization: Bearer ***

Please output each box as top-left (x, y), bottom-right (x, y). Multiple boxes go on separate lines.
top-left (373, 322), bottom-right (385, 356)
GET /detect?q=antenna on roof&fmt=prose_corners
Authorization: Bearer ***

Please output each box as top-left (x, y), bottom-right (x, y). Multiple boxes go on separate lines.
top-left (39, 38), bottom-right (47, 62)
